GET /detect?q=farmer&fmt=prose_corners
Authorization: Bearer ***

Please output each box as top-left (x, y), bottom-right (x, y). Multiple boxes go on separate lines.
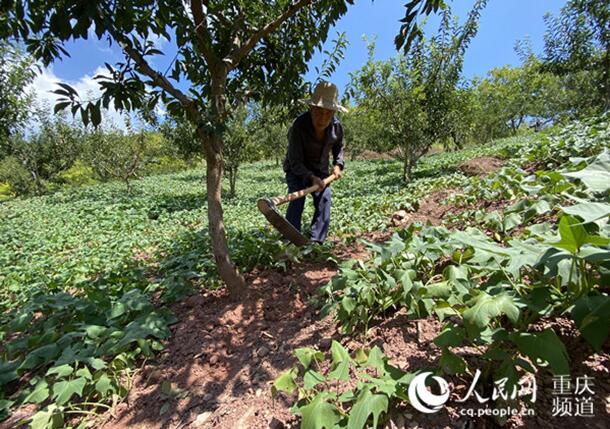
top-left (282, 80), bottom-right (347, 244)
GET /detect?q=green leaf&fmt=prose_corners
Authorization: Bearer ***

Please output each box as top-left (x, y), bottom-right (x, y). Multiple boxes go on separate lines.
top-left (503, 212), bottom-right (522, 231)
top-left (366, 346), bottom-right (385, 372)
top-left (52, 377), bottom-right (87, 405)
top-left (295, 347), bottom-right (324, 370)
top-left (328, 341), bottom-right (350, 381)
top-left (19, 344), bottom-right (60, 370)
top-left (299, 393), bottom-right (341, 429)
top-left (551, 215), bottom-right (588, 254)
top-left (563, 151), bottom-right (610, 193)
top-left (159, 402), bottom-right (170, 416)
top-left (561, 202), bottom-right (610, 224)
top-left (0, 361), bottom-right (18, 386)
top-left (434, 325), bottom-right (465, 347)
top-left (24, 380), bottom-right (50, 404)
top-left (90, 102), bottom-right (102, 127)
top-left (272, 367), bottom-right (298, 395)
top-left (463, 292), bottom-right (520, 333)
top-left (46, 364), bottom-right (73, 378)
top-left (85, 325), bottom-right (108, 339)
top-left (303, 369), bottom-right (326, 390)
top-left (571, 295), bottom-right (610, 351)
top-left (439, 348), bottom-right (467, 375)
top-left (511, 329), bottom-right (569, 375)
top-left (353, 348), bottom-right (368, 365)
top-left (85, 357), bottom-right (107, 371)
top-left (341, 296), bottom-right (357, 314)
top-left (30, 405), bottom-right (63, 429)
top-left (328, 359), bottom-right (350, 381)
top-left (95, 374), bottom-right (113, 396)
top-left (347, 388), bottom-right (388, 429)
top-left (53, 100), bottom-right (71, 114)
top-left (76, 367), bottom-right (92, 380)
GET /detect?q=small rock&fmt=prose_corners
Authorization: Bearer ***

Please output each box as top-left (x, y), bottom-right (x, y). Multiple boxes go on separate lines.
top-left (256, 388), bottom-right (263, 397)
top-left (320, 338), bottom-right (332, 350)
top-left (269, 417), bottom-right (285, 429)
top-left (193, 411), bottom-right (212, 427)
top-left (394, 209), bottom-right (408, 219)
top-left (257, 346), bottom-right (270, 357)
top-left (202, 393), bottom-right (214, 402)
top-left (209, 355), bottom-right (219, 365)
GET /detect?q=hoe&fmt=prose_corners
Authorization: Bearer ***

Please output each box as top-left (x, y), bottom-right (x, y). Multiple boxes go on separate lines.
top-left (257, 174), bottom-right (337, 246)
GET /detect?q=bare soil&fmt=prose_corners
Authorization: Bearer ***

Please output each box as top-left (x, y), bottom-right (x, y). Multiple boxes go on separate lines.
top-left (458, 157), bottom-right (505, 177)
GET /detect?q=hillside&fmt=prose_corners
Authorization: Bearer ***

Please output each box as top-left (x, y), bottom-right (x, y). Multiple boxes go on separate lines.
top-left (1, 116), bottom-right (609, 428)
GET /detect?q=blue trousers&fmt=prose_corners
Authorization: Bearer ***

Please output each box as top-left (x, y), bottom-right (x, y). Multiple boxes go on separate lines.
top-left (285, 172), bottom-right (332, 243)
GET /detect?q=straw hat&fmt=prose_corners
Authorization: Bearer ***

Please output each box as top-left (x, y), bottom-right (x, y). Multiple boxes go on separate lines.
top-left (301, 81), bottom-right (348, 113)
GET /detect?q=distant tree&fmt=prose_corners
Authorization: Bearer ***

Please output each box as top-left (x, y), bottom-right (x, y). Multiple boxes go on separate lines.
top-left (83, 127), bottom-right (146, 192)
top-left (0, 42), bottom-right (37, 157)
top-left (542, 0), bottom-right (610, 112)
top-left (471, 52), bottom-right (566, 140)
top-left (222, 104), bottom-right (258, 198)
top-left (251, 103), bottom-right (290, 166)
top-left (0, 102), bottom-right (82, 194)
top-left (443, 83), bottom-right (478, 150)
top-left (340, 101), bottom-right (387, 160)
top-left (348, 1), bottom-right (487, 181)
top-left (158, 113), bottom-right (200, 163)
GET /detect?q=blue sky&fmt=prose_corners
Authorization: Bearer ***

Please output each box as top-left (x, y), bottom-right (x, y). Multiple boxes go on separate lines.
top-left (303, 0), bottom-right (567, 93)
top-left (30, 0), bottom-right (567, 123)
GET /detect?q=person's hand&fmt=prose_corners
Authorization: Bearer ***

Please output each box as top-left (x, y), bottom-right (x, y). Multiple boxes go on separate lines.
top-left (311, 175), bottom-right (325, 191)
top-left (333, 165), bottom-right (343, 179)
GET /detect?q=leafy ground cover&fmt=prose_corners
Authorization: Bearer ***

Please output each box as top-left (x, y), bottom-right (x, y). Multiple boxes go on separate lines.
top-left (3, 117), bottom-right (608, 428)
top-left (0, 135), bottom-right (517, 427)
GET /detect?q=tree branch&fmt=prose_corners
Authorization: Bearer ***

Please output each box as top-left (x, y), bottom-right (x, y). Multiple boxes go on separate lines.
top-left (95, 7), bottom-right (193, 108)
top-left (226, 0), bottom-right (314, 68)
top-left (190, 0), bottom-right (220, 69)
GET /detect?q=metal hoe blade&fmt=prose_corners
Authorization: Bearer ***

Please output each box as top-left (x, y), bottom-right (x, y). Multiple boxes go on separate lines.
top-left (257, 198), bottom-right (309, 246)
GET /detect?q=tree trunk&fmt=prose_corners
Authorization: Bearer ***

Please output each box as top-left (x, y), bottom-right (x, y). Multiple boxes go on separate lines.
top-left (202, 133), bottom-right (246, 297)
top-left (402, 155), bottom-right (412, 183)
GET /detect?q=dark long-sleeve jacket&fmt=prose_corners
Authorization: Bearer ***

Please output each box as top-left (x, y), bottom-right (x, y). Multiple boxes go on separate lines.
top-left (282, 111), bottom-right (345, 180)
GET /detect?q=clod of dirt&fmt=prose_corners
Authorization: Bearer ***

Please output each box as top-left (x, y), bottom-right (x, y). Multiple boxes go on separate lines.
top-left (193, 411), bottom-right (212, 427)
top-left (269, 417), bottom-right (285, 429)
top-left (458, 156), bottom-right (504, 176)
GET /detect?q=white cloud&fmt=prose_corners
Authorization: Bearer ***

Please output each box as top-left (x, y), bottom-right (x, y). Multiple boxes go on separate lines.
top-left (87, 27), bottom-right (116, 55)
top-left (28, 66), bottom-right (128, 130)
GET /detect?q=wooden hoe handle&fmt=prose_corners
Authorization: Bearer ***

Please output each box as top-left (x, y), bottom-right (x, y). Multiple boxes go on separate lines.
top-left (271, 174), bottom-right (337, 207)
